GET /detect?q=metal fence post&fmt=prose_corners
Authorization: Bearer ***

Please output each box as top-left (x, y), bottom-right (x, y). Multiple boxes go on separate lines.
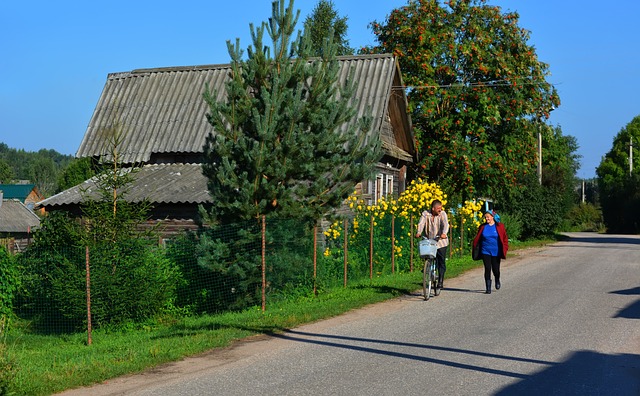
top-left (261, 215), bottom-right (266, 312)
top-left (343, 218), bottom-right (348, 288)
top-left (85, 246), bottom-right (92, 346)
top-left (313, 225), bottom-right (317, 296)
top-left (391, 215), bottom-right (395, 274)
top-left (369, 215), bottom-right (374, 279)
top-left (410, 214), bottom-right (414, 272)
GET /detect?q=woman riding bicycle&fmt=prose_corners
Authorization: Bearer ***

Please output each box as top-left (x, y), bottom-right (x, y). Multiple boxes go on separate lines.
top-left (415, 200), bottom-right (449, 292)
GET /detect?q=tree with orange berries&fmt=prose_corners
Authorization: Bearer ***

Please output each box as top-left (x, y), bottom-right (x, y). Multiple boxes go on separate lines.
top-left (364, 0), bottom-right (561, 200)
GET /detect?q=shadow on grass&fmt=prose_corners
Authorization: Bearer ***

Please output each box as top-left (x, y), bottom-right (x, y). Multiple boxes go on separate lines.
top-left (350, 283), bottom-right (416, 296)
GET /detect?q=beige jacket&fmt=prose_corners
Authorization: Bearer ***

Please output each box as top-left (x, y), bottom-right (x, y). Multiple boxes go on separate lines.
top-left (416, 210), bottom-right (449, 249)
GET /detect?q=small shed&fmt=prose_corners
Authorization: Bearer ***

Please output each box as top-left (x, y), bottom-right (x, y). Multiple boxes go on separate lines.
top-left (0, 199), bottom-right (41, 253)
top-left (0, 184), bottom-right (44, 211)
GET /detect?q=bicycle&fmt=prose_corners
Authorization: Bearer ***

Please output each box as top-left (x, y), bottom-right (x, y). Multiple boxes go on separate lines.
top-left (419, 237), bottom-right (439, 301)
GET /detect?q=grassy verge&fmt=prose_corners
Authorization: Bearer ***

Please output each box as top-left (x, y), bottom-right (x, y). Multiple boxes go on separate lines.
top-left (3, 238), bottom-right (556, 395)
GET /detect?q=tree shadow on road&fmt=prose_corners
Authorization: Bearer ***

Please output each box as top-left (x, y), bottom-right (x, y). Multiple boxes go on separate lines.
top-left (270, 331), bottom-right (639, 395)
top-left (268, 329), bottom-right (550, 378)
top-left (261, 330), bottom-right (639, 394)
top-left (559, 233), bottom-right (640, 245)
top-left (495, 350), bottom-right (640, 395)
top-left (610, 286), bottom-right (640, 319)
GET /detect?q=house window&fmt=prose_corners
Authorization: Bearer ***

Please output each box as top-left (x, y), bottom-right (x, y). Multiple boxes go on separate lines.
top-left (368, 173), bottom-right (394, 205)
top-left (386, 175), bottom-right (394, 197)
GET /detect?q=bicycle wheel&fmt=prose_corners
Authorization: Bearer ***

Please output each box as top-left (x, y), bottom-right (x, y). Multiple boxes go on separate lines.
top-left (423, 259), bottom-right (432, 301)
top-left (433, 265), bottom-right (440, 296)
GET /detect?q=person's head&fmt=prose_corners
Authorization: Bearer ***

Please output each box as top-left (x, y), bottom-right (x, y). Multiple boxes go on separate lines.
top-left (431, 200), bottom-right (443, 215)
top-left (484, 211), bottom-right (495, 224)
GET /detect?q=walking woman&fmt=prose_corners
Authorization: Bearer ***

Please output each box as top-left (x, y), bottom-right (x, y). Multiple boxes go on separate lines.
top-left (472, 211), bottom-right (508, 294)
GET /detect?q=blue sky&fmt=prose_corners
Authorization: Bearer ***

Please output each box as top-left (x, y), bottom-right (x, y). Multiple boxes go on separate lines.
top-left (2, 1), bottom-right (639, 179)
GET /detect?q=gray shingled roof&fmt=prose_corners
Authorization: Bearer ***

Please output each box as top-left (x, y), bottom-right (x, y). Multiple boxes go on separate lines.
top-left (76, 54), bottom-right (414, 164)
top-left (38, 163), bottom-right (210, 208)
top-left (0, 199), bottom-right (41, 233)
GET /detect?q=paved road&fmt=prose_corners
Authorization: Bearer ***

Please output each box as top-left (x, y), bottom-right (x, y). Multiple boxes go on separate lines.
top-left (61, 232), bottom-right (640, 395)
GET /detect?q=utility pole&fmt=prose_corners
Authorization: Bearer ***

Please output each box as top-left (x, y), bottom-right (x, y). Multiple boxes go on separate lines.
top-left (538, 129), bottom-right (543, 185)
top-left (630, 136), bottom-right (634, 176)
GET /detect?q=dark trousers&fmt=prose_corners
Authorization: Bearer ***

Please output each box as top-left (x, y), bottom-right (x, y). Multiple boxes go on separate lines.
top-left (481, 254), bottom-right (500, 281)
top-left (436, 246), bottom-right (447, 282)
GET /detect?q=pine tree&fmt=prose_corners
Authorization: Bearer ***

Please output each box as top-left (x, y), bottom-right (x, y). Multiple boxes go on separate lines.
top-left (203, 0), bottom-right (380, 225)
top-left (304, 0), bottom-right (354, 56)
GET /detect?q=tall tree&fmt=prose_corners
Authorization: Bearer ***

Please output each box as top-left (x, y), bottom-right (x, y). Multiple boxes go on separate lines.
top-left (0, 159), bottom-right (14, 183)
top-left (0, 143), bottom-right (74, 194)
top-left (56, 157), bottom-right (96, 193)
top-left (304, 0), bottom-right (354, 56)
top-left (365, 0), bottom-right (560, 200)
top-left (202, 0), bottom-right (380, 225)
top-left (596, 115), bottom-right (640, 233)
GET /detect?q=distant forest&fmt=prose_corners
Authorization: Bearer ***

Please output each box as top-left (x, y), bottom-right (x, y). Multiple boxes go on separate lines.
top-left (0, 143), bottom-right (76, 197)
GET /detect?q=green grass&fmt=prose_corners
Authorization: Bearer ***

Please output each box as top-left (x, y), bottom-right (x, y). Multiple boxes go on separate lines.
top-left (2, 238), bottom-right (556, 395)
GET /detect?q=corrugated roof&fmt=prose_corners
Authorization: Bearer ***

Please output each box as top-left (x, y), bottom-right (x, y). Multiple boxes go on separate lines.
top-left (0, 199), bottom-right (41, 233)
top-left (38, 163), bottom-right (210, 208)
top-left (76, 54), bottom-right (414, 164)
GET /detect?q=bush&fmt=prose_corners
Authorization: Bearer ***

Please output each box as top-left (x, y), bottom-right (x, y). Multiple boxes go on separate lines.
top-left (498, 212), bottom-right (522, 242)
top-left (16, 235), bottom-right (182, 332)
top-left (564, 203), bottom-right (604, 232)
top-left (170, 221), bottom-right (264, 314)
top-left (0, 247), bottom-right (18, 318)
top-left (496, 175), bottom-right (565, 240)
top-left (66, 240), bottom-right (182, 328)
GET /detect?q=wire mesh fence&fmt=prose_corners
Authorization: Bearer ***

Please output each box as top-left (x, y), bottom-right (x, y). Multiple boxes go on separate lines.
top-left (9, 210), bottom-right (479, 337)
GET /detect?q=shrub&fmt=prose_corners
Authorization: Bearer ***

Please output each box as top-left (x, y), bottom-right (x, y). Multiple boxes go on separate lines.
top-left (16, 230), bottom-right (182, 332)
top-left (496, 175), bottom-right (564, 240)
top-left (498, 212), bottom-right (522, 242)
top-left (0, 247), bottom-right (18, 318)
top-left (565, 203), bottom-right (604, 232)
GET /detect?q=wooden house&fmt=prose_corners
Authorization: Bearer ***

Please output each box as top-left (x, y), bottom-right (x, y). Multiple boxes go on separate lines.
top-left (38, 54), bottom-right (415, 237)
top-left (0, 198), bottom-right (40, 253)
top-left (0, 184), bottom-right (44, 212)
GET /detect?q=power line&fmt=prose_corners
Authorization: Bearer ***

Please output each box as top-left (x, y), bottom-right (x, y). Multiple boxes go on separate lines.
top-left (393, 79), bottom-right (559, 90)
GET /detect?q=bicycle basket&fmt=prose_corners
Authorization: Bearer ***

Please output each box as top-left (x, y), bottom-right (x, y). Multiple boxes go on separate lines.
top-left (419, 238), bottom-right (438, 259)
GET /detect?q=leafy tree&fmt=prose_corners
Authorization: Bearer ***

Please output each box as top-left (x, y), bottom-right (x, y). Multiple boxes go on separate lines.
top-left (494, 172), bottom-right (560, 239)
top-left (28, 156), bottom-right (57, 196)
top-left (541, 125), bottom-right (581, 216)
top-left (0, 143), bottom-right (74, 194)
top-left (581, 178), bottom-right (599, 206)
top-left (202, 0), bottom-right (380, 225)
top-left (304, 0), bottom-right (354, 56)
top-left (0, 159), bottom-right (13, 183)
top-left (364, 0), bottom-right (560, 201)
top-left (56, 157), bottom-right (96, 193)
top-left (596, 115), bottom-right (640, 233)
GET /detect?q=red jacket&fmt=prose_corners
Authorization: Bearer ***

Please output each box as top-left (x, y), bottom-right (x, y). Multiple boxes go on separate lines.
top-left (472, 222), bottom-right (509, 259)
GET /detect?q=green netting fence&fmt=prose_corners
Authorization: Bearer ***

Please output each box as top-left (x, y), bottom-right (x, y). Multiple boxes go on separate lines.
top-left (9, 211), bottom-right (479, 338)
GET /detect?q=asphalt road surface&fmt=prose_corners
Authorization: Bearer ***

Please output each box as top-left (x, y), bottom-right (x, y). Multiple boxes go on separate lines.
top-left (59, 232), bottom-right (640, 396)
